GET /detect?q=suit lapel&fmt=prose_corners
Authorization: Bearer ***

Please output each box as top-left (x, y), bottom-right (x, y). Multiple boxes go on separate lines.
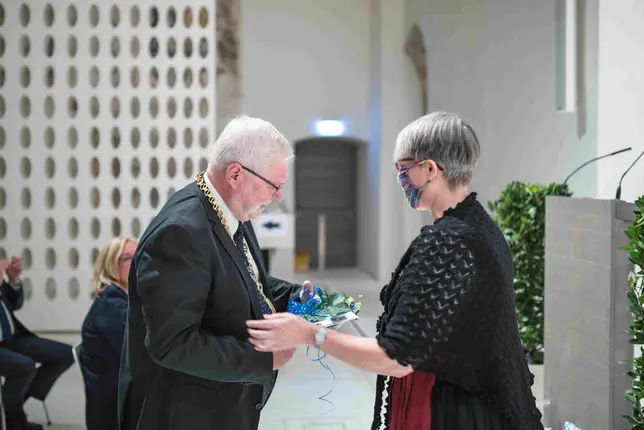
top-left (195, 183), bottom-right (264, 318)
top-left (242, 222), bottom-right (275, 302)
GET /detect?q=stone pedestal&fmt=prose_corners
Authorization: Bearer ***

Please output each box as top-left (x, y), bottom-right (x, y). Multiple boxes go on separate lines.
top-left (543, 196), bottom-right (636, 430)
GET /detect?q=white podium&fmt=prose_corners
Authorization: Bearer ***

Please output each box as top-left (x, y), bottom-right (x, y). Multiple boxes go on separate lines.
top-left (543, 197), bottom-right (636, 430)
top-left (250, 212), bottom-right (294, 274)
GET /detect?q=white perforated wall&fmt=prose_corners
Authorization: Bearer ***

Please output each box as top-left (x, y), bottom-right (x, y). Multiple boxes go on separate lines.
top-left (0, 1), bottom-right (216, 331)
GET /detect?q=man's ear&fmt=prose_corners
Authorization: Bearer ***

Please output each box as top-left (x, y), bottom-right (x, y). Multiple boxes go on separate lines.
top-left (225, 163), bottom-right (243, 187)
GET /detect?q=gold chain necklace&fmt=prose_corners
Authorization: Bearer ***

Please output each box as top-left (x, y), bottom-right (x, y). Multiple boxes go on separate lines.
top-left (195, 172), bottom-right (276, 313)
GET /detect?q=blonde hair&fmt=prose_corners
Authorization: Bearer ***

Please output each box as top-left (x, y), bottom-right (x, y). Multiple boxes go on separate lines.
top-left (91, 236), bottom-right (138, 300)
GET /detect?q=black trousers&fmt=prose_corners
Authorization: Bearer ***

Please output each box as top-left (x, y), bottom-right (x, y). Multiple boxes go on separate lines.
top-left (0, 334), bottom-right (73, 420)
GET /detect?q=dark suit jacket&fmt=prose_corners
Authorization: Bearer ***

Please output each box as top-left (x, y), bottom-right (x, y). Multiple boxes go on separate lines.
top-left (79, 284), bottom-right (128, 430)
top-left (118, 181), bottom-right (300, 430)
top-left (0, 280), bottom-right (32, 338)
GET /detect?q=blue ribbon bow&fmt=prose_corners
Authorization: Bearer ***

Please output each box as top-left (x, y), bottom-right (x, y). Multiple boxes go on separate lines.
top-left (288, 286), bottom-right (336, 414)
top-left (288, 285), bottom-right (327, 318)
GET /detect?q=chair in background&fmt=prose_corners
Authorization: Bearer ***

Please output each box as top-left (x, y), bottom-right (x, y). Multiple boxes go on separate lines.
top-left (71, 341), bottom-right (86, 392)
top-left (71, 341), bottom-right (84, 389)
top-left (1, 376), bottom-right (6, 430)
top-left (34, 364), bottom-right (52, 427)
top-left (41, 398), bottom-right (51, 427)
top-left (71, 342), bottom-right (81, 371)
top-left (1, 368), bottom-right (52, 428)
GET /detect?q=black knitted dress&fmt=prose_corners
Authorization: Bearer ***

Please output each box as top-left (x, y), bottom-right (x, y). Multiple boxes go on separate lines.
top-left (371, 193), bottom-right (543, 430)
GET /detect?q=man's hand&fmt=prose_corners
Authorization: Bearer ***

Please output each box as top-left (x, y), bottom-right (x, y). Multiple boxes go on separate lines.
top-left (272, 348), bottom-right (296, 370)
top-left (6, 257), bottom-right (22, 284)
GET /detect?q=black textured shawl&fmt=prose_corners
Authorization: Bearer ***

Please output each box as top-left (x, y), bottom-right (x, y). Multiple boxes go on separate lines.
top-left (372, 193), bottom-right (543, 430)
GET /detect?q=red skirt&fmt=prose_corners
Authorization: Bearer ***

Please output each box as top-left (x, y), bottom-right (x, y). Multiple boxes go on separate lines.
top-left (388, 372), bottom-right (436, 430)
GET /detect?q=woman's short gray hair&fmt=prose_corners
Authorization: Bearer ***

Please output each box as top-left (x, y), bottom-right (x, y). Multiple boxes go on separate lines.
top-left (393, 111), bottom-right (481, 187)
top-left (208, 115), bottom-right (294, 174)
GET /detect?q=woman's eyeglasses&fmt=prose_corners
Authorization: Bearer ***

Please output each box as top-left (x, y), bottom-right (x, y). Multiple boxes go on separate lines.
top-left (395, 158), bottom-right (444, 173)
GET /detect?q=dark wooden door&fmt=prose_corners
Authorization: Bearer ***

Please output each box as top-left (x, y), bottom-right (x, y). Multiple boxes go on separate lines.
top-left (295, 139), bottom-right (357, 268)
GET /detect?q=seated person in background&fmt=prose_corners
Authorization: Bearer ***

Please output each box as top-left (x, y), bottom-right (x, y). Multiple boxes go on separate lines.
top-left (0, 256), bottom-right (74, 430)
top-left (79, 237), bottom-right (137, 430)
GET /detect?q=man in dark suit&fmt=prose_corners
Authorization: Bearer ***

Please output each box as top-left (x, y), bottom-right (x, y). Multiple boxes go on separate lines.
top-left (118, 115), bottom-right (312, 430)
top-left (0, 257), bottom-right (74, 430)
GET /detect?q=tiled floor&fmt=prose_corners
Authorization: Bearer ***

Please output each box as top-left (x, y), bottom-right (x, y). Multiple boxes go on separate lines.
top-left (18, 269), bottom-right (543, 429)
top-left (258, 322), bottom-right (378, 430)
top-left (22, 323), bottom-right (377, 430)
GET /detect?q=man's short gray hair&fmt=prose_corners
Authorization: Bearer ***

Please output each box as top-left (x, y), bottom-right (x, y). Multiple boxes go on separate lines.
top-left (393, 111), bottom-right (480, 187)
top-left (207, 115), bottom-right (294, 174)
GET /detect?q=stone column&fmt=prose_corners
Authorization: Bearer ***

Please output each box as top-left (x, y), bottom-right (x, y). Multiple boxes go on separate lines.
top-left (216, 0), bottom-right (241, 135)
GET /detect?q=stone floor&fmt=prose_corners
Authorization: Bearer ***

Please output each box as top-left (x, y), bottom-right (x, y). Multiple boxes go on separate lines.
top-left (21, 323), bottom-right (378, 430)
top-left (17, 268), bottom-right (544, 429)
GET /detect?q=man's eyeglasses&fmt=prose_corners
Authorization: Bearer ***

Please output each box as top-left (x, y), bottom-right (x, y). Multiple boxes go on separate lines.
top-left (241, 165), bottom-right (283, 197)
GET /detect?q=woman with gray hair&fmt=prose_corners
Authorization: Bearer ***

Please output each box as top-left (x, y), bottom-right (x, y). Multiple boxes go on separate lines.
top-left (247, 112), bottom-right (544, 429)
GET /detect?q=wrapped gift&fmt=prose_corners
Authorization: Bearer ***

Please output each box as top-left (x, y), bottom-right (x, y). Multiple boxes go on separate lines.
top-left (287, 286), bottom-right (361, 329)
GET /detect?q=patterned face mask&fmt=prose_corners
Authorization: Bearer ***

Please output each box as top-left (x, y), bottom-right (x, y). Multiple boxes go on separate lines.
top-left (396, 159), bottom-right (431, 210)
top-left (397, 171), bottom-right (429, 209)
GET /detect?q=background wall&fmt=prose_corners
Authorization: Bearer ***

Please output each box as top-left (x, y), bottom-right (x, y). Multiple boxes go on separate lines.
top-left (240, 0), bottom-right (605, 279)
top-left (3, 0), bottom-right (642, 331)
top-left (411, 0), bottom-right (599, 208)
top-left (596, 0), bottom-right (644, 203)
top-left (240, 0), bottom-right (372, 144)
top-left (0, 0), bottom-right (217, 331)
top-left (240, 0), bottom-right (378, 276)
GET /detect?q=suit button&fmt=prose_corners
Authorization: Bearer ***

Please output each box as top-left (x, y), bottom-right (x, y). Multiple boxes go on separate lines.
top-left (255, 403), bottom-right (263, 410)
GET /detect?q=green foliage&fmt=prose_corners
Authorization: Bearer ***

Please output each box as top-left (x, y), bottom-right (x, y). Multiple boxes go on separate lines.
top-left (623, 196), bottom-right (644, 429)
top-left (488, 181), bottom-right (572, 364)
top-left (300, 290), bottom-right (361, 323)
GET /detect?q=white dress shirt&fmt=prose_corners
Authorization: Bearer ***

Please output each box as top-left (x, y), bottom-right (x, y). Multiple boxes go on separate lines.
top-left (203, 172), bottom-right (261, 282)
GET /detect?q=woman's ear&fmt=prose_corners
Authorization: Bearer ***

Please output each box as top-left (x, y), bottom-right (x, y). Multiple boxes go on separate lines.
top-left (426, 160), bottom-right (440, 181)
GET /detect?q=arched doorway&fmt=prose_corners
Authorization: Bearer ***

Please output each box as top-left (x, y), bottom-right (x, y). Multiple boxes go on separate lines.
top-left (295, 138), bottom-right (360, 269)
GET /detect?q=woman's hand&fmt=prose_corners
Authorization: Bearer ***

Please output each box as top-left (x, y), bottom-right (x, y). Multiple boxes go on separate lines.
top-left (246, 313), bottom-right (317, 352)
top-left (248, 314), bottom-right (415, 378)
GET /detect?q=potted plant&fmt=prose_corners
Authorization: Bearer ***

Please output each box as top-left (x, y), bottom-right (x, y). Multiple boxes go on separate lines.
top-left (623, 196), bottom-right (644, 429)
top-left (488, 181), bottom-right (572, 364)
